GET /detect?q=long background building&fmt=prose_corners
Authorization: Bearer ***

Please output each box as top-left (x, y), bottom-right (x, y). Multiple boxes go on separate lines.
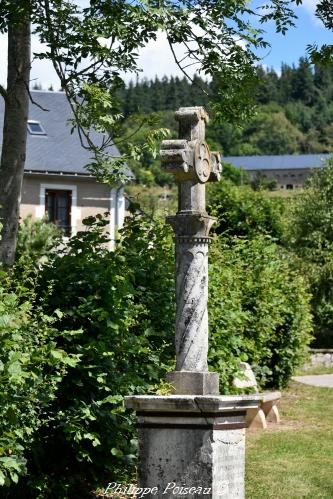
top-left (224, 154), bottom-right (331, 189)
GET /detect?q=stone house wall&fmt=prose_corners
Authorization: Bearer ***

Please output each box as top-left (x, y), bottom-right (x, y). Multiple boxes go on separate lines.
top-left (20, 173), bottom-right (125, 248)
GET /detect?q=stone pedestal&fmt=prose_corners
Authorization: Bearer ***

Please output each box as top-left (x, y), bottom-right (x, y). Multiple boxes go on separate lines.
top-left (166, 371), bottom-right (219, 395)
top-left (125, 395), bottom-right (260, 499)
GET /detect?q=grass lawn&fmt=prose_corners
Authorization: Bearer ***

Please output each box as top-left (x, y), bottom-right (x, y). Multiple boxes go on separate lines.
top-left (296, 365), bottom-right (333, 376)
top-left (246, 381), bottom-right (333, 498)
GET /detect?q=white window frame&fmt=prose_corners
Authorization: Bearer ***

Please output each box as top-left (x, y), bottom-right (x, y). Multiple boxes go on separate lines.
top-left (35, 183), bottom-right (80, 236)
top-left (27, 120), bottom-right (47, 135)
top-left (109, 187), bottom-right (125, 250)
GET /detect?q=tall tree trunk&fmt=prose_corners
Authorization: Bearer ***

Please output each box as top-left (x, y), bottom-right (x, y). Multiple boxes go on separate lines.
top-left (0, 21), bottom-right (31, 266)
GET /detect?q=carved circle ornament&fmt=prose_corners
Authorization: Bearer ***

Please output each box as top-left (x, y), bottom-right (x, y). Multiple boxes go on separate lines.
top-left (194, 141), bottom-right (211, 183)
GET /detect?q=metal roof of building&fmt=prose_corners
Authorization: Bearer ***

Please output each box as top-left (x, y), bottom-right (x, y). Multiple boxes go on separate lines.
top-left (223, 154), bottom-right (331, 171)
top-left (0, 90), bottom-right (131, 178)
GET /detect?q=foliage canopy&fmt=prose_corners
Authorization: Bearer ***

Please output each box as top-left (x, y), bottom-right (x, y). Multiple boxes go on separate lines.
top-left (0, 0), bottom-right (321, 181)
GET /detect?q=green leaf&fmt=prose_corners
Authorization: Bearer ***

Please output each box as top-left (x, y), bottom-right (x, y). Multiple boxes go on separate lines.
top-left (7, 361), bottom-right (22, 376)
top-left (111, 448), bottom-right (123, 458)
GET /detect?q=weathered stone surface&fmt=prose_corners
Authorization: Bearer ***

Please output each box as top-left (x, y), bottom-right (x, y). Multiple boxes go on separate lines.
top-left (138, 427), bottom-right (245, 498)
top-left (124, 395), bottom-right (260, 499)
top-left (246, 409), bottom-right (267, 430)
top-left (232, 362), bottom-right (258, 391)
top-left (124, 394), bottom-right (261, 413)
top-left (246, 393), bottom-right (281, 429)
top-left (160, 106), bottom-right (222, 390)
top-left (124, 107), bottom-right (256, 499)
top-left (167, 214), bottom-right (215, 237)
top-left (166, 371), bottom-right (220, 395)
top-left (305, 349), bottom-right (333, 369)
top-left (212, 429), bottom-right (246, 498)
top-left (174, 239), bottom-right (209, 372)
top-left (175, 107), bottom-right (209, 143)
top-left (266, 405), bottom-right (280, 424)
top-left (232, 364), bottom-right (281, 429)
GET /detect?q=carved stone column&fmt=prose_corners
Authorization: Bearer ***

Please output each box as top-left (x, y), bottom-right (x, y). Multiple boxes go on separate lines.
top-left (160, 107), bottom-right (222, 394)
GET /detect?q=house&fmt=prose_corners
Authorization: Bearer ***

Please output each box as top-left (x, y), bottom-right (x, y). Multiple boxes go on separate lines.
top-left (223, 154), bottom-right (331, 189)
top-left (0, 90), bottom-right (132, 249)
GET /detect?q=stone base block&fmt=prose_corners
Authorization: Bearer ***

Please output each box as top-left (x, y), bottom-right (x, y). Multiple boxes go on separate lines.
top-left (166, 371), bottom-right (220, 395)
top-left (125, 395), bottom-right (260, 499)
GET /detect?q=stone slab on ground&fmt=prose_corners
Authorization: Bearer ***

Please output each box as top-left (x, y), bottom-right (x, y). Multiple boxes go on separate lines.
top-left (292, 374), bottom-right (333, 388)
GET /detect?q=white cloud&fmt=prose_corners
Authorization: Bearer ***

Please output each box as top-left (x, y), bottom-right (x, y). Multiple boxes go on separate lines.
top-left (0, 29), bottom-right (200, 90)
top-left (30, 38), bottom-right (61, 90)
top-left (0, 34), bottom-right (60, 89)
top-left (301, 0), bottom-right (317, 15)
top-left (122, 31), bottom-right (199, 83)
top-left (299, 0), bottom-right (323, 26)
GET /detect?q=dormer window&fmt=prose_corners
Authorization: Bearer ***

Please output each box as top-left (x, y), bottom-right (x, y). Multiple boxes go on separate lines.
top-left (27, 120), bottom-right (46, 135)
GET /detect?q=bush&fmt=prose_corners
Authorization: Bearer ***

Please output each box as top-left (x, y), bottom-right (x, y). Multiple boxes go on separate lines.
top-left (208, 179), bottom-right (286, 240)
top-left (0, 209), bottom-right (313, 496)
top-left (288, 158), bottom-right (333, 346)
top-left (9, 212), bottom-right (175, 497)
top-left (208, 235), bottom-right (313, 390)
top-left (219, 162), bottom-right (250, 186)
top-left (0, 271), bottom-right (80, 491)
top-left (16, 216), bottom-right (62, 266)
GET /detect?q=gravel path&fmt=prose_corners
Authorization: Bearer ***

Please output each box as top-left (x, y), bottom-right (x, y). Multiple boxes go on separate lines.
top-left (292, 374), bottom-right (333, 388)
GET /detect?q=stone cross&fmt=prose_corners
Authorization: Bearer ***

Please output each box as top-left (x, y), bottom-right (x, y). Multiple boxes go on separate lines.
top-left (160, 107), bottom-right (222, 394)
top-left (125, 110), bottom-right (259, 498)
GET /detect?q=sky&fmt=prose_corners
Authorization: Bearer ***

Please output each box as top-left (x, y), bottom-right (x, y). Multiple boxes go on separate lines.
top-left (0, 1), bottom-right (331, 89)
top-left (255, 0), bottom-right (332, 69)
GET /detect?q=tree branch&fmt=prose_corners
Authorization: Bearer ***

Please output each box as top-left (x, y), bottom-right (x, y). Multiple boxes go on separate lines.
top-left (0, 84), bottom-right (8, 101)
top-left (167, 37), bottom-right (194, 84)
top-left (24, 81), bottom-right (49, 111)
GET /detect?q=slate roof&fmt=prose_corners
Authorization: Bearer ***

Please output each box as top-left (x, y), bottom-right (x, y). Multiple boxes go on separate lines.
top-left (223, 154), bottom-right (331, 171)
top-left (0, 90), bottom-right (130, 178)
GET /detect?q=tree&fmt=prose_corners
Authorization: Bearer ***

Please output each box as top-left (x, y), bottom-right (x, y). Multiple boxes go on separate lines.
top-left (249, 110), bottom-right (303, 154)
top-left (305, 0), bottom-right (333, 63)
top-left (256, 66), bottom-right (279, 104)
top-left (278, 63), bottom-right (295, 103)
top-left (0, 1), bottom-right (313, 265)
top-left (291, 57), bottom-right (317, 104)
top-left (233, 107), bottom-right (304, 155)
top-left (0, 18), bottom-right (31, 266)
top-left (314, 63), bottom-right (333, 101)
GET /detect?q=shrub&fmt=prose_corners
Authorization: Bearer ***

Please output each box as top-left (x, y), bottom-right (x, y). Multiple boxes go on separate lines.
top-left (287, 158), bottom-right (333, 346)
top-left (0, 210), bottom-right (313, 496)
top-left (219, 162), bottom-right (250, 186)
top-left (208, 235), bottom-right (313, 390)
top-left (11, 212), bottom-right (175, 497)
top-left (0, 271), bottom-right (80, 491)
top-left (16, 216), bottom-right (62, 266)
top-left (208, 179), bottom-right (286, 240)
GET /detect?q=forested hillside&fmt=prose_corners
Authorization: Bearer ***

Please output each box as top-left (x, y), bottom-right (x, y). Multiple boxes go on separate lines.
top-left (118, 57), bottom-right (333, 185)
